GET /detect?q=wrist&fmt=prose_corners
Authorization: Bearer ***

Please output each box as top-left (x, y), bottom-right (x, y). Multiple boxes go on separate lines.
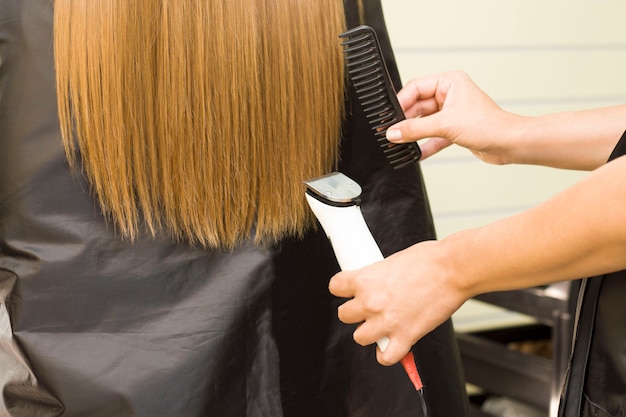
top-left (494, 113), bottom-right (535, 165)
top-left (470, 111), bottom-right (530, 166)
top-left (435, 229), bottom-right (486, 299)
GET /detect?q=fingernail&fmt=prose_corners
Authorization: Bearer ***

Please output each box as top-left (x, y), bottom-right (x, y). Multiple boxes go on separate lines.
top-left (386, 129), bottom-right (402, 142)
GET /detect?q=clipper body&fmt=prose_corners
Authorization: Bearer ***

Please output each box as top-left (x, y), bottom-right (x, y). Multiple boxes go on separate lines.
top-left (304, 172), bottom-right (391, 351)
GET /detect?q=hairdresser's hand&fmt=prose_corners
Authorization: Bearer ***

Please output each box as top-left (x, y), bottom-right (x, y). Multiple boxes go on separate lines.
top-left (328, 240), bottom-right (469, 366)
top-left (387, 71), bottom-right (521, 163)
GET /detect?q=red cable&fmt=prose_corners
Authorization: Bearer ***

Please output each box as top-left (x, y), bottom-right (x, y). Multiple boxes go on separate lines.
top-left (400, 351), bottom-right (423, 391)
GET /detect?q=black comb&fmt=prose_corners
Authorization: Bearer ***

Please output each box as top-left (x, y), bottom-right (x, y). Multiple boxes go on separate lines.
top-left (340, 25), bottom-right (421, 169)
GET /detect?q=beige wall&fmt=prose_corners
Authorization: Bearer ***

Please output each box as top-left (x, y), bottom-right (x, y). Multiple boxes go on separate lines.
top-left (382, 0), bottom-right (626, 238)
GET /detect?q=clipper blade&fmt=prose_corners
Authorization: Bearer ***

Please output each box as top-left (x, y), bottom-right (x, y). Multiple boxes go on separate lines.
top-left (340, 25), bottom-right (421, 169)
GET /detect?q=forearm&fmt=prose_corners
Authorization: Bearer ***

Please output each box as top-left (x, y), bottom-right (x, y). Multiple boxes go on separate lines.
top-left (445, 155), bottom-right (626, 297)
top-left (506, 105), bottom-right (626, 170)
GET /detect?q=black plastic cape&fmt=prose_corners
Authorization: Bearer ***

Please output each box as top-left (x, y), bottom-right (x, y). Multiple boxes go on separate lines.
top-left (0, 1), bottom-right (470, 416)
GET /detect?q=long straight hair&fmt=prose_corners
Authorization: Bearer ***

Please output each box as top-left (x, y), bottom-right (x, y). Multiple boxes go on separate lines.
top-left (54, 0), bottom-right (346, 249)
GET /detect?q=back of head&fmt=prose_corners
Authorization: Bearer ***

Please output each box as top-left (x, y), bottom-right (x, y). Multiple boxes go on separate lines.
top-left (54, 0), bottom-right (346, 249)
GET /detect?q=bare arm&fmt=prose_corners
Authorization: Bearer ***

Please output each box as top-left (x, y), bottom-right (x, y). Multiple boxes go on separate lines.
top-left (501, 106), bottom-right (626, 170)
top-left (329, 154), bottom-right (626, 365)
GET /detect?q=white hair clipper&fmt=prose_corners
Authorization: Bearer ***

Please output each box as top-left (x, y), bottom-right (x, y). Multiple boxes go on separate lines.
top-left (304, 173), bottom-right (388, 315)
top-left (304, 172), bottom-right (390, 351)
top-left (304, 172), bottom-right (423, 393)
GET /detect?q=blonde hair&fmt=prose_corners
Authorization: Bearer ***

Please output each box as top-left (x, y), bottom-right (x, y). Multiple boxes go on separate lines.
top-left (54, 0), bottom-right (346, 249)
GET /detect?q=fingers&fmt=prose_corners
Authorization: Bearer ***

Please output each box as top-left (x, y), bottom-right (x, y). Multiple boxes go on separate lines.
top-left (397, 79), bottom-right (441, 119)
top-left (336, 298), bottom-right (365, 325)
top-left (418, 137), bottom-right (453, 160)
top-left (391, 71), bottom-right (474, 145)
top-left (328, 270), bottom-right (354, 298)
top-left (334, 278), bottom-right (386, 326)
top-left (351, 314), bottom-right (392, 351)
top-left (386, 112), bottom-right (447, 144)
top-left (402, 97), bottom-right (440, 119)
top-left (396, 74), bottom-right (443, 113)
top-left (353, 319), bottom-right (415, 366)
top-left (329, 261), bottom-right (421, 367)
top-left (377, 338), bottom-right (414, 366)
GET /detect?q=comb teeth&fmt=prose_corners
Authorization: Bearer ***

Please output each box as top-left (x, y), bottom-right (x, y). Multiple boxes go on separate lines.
top-left (339, 26), bottom-right (421, 169)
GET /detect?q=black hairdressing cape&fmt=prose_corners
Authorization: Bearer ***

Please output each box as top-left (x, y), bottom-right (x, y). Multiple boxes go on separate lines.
top-left (0, 1), bottom-right (470, 416)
